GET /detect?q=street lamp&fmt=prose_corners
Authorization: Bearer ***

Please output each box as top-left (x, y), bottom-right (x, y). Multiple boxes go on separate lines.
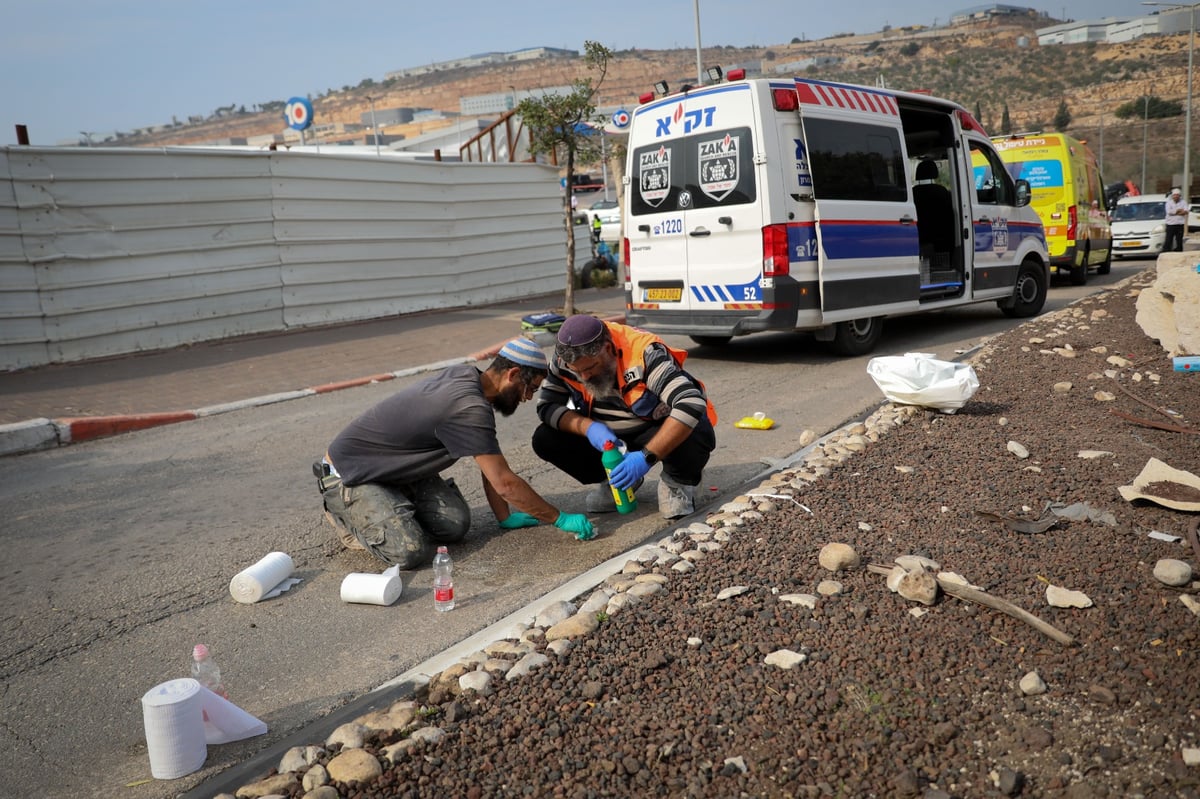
top-left (693, 0), bottom-right (703, 86)
top-left (1145, 2), bottom-right (1198, 197)
top-left (365, 95), bottom-right (381, 157)
top-left (1143, 95), bottom-right (1150, 190)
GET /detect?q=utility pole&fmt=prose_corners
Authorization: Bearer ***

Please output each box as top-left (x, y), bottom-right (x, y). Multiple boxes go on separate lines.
top-left (365, 95), bottom-right (381, 156)
top-left (693, 0), bottom-right (703, 86)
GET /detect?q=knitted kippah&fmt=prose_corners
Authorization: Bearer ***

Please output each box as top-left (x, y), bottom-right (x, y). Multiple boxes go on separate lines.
top-left (497, 337), bottom-right (548, 370)
top-left (556, 315), bottom-right (605, 346)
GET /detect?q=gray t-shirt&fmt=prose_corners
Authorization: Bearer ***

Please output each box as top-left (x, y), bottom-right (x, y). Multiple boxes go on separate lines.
top-left (328, 364), bottom-right (501, 486)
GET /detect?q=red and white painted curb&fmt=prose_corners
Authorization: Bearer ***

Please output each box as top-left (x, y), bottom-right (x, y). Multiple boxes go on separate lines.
top-left (0, 314), bottom-right (624, 458)
top-left (0, 358), bottom-right (472, 457)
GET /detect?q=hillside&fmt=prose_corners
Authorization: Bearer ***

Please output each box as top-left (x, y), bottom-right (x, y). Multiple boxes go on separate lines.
top-left (124, 16), bottom-right (1196, 193)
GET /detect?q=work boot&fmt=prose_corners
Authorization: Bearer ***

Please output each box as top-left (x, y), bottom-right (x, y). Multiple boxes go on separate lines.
top-left (657, 475), bottom-right (695, 520)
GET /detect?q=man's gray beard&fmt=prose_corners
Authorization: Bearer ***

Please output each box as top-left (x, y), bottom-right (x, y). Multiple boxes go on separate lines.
top-left (583, 378), bottom-right (621, 401)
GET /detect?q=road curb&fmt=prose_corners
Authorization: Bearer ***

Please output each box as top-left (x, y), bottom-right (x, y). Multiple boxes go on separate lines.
top-left (0, 313), bottom-right (626, 458)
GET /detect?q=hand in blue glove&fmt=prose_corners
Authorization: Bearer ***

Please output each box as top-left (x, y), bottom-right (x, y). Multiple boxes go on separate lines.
top-left (498, 511), bottom-right (540, 530)
top-left (609, 450), bottom-right (651, 491)
top-left (585, 422), bottom-right (619, 452)
top-left (554, 511), bottom-right (596, 541)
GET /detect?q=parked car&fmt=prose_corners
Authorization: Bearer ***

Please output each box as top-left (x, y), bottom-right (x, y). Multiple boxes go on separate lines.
top-left (1110, 195), bottom-right (1167, 259)
top-left (578, 199), bottom-right (618, 226)
top-left (595, 206), bottom-right (621, 243)
top-left (1189, 202), bottom-right (1200, 232)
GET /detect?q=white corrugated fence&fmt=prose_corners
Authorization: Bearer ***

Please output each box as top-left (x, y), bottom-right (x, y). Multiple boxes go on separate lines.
top-left (0, 146), bottom-right (579, 371)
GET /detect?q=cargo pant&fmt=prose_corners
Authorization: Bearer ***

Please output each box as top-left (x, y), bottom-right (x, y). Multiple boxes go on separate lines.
top-left (316, 463), bottom-right (470, 570)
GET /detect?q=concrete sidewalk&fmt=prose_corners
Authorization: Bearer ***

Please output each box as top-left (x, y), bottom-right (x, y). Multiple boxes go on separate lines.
top-left (0, 288), bottom-right (626, 456)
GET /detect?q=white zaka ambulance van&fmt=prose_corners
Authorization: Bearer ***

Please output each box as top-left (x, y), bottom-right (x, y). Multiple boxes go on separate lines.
top-left (621, 73), bottom-right (1050, 355)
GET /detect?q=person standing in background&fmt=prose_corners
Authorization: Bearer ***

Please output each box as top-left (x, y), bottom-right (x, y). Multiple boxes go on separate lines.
top-left (1164, 187), bottom-right (1188, 252)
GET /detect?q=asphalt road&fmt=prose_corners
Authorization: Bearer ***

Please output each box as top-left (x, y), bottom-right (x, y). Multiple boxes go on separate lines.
top-left (0, 257), bottom-right (1151, 799)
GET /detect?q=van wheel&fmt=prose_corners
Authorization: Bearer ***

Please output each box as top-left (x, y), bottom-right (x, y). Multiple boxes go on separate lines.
top-left (829, 318), bottom-right (882, 356)
top-left (1000, 259), bottom-right (1047, 318)
top-left (1096, 246), bottom-right (1112, 275)
top-left (690, 335), bottom-right (732, 347)
top-left (1069, 249), bottom-right (1088, 285)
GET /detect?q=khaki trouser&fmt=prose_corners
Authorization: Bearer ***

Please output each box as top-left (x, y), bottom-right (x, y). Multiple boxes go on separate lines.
top-left (315, 460), bottom-right (470, 569)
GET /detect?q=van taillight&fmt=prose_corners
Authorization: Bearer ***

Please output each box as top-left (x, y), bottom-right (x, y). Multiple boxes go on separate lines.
top-left (772, 89), bottom-right (799, 112)
top-left (623, 237), bottom-right (631, 273)
top-left (1066, 205), bottom-right (1077, 240)
top-left (762, 224), bottom-right (790, 277)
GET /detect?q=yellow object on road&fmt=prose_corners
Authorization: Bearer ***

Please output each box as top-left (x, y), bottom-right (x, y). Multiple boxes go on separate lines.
top-left (734, 412), bottom-right (774, 430)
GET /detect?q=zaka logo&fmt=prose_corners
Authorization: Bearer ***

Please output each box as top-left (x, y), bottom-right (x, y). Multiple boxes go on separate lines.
top-left (654, 106), bottom-right (716, 137)
top-left (698, 134), bottom-right (739, 201)
top-left (639, 146), bottom-right (671, 207)
top-left (991, 218), bottom-right (1010, 253)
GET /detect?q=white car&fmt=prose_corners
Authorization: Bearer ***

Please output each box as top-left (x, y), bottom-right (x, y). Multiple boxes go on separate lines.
top-left (1110, 196), bottom-right (1167, 259)
top-left (1189, 202), bottom-right (1200, 232)
top-left (594, 206), bottom-right (622, 244)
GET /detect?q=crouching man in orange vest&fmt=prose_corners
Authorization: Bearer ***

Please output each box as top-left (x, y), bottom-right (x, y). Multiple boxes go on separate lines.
top-left (532, 315), bottom-right (718, 519)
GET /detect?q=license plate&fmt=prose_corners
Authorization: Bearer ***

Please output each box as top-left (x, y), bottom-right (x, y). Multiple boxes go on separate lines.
top-left (644, 287), bottom-right (682, 302)
top-left (1118, 241), bottom-right (1140, 248)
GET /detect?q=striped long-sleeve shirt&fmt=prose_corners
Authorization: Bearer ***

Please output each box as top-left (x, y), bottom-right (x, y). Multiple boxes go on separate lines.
top-left (536, 339), bottom-right (710, 440)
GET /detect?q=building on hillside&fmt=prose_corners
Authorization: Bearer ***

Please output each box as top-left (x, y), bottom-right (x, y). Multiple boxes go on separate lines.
top-left (1037, 17), bottom-right (1130, 45)
top-left (1106, 16), bottom-right (1163, 44)
top-left (949, 5), bottom-right (1044, 26)
top-left (1037, 8), bottom-right (1196, 46)
top-left (385, 47), bottom-right (576, 81)
top-left (460, 87), bottom-right (572, 116)
top-left (774, 56), bottom-right (841, 74)
top-left (359, 108), bottom-right (417, 127)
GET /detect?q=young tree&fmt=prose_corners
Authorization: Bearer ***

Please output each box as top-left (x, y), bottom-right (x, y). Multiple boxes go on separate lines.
top-left (515, 40), bottom-right (613, 316)
top-left (1053, 98), bottom-right (1072, 131)
top-left (1000, 102), bottom-right (1012, 135)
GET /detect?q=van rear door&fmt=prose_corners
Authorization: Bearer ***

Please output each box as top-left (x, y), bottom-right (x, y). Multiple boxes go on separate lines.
top-left (625, 83), bottom-right (765, 334)
top-left (792, 80), bottom-right (920, 321)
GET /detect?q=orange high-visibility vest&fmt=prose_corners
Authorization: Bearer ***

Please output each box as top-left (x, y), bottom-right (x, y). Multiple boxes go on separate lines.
top-left (559, 322), bottom-right (718, 425)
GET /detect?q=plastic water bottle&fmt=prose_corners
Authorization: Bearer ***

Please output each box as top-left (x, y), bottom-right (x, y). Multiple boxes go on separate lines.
top-left (433, 546), bottom-right (455, 611)
top-left (600, 440), bottom-right (638, 514)
top-left (190, 643), bottom-right (228, 699)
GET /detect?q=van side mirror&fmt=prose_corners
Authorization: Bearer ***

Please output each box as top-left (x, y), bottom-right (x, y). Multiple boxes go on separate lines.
top-left (1015, 179), bottom-right (1031, 208)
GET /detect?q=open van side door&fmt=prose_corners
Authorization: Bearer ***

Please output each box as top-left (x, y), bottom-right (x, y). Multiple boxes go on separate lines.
top-left (793, 79), bottom-right (921, 322)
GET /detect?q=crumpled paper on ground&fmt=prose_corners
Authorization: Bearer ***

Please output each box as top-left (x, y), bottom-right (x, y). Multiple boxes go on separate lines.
top-left (866, 352), bottom-right (979, 414)
top-left (1118, 458), bottom-right (1200, 512)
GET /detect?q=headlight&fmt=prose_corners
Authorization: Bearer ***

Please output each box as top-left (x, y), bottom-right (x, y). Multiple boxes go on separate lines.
top-left (1153, 224), bottom-right (1165, 234)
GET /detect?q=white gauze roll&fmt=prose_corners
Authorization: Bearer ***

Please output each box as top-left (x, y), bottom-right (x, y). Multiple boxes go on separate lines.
top-left (340, 570), bottom-right (402, 606)
top-left (229, 552), bottom-right (295, 604)
top-left (141, 678), bottom-right (207, 779)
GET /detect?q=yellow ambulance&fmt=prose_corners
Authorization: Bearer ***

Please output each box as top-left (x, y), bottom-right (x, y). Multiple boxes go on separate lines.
top-left (990, 132), bottom-right (1112, 285)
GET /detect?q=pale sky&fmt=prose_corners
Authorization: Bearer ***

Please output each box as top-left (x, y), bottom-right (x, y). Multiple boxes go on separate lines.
top-left (1, 0), bottom-right (1145, 146)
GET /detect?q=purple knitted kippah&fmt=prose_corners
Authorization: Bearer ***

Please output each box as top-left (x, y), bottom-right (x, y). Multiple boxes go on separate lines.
top-left (556, 315), bottom-right (605, 346)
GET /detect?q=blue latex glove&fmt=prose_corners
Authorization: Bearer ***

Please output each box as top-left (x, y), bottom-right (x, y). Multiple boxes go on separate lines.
top-left (498, 511), bottom-right (540, 530)
top-left (609, 450), bottom-right (651, 491)
top-left (585, 422), bottom-right (619, 452)
top-left (554, 511), bottom-right (596, 541)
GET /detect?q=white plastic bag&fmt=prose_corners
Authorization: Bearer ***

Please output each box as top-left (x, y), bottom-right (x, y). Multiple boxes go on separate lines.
top-left (866, 352), bottom-right (979, 414)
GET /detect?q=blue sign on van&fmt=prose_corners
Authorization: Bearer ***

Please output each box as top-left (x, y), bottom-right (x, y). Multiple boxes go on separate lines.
top-left (1016, 159), bottom-right (1064, 189)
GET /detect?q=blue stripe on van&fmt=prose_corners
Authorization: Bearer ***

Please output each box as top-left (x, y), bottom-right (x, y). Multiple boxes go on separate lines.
top-left (689, 276), bottom-right (762, 304)
top-left (787, 222), bottom-right (818, 263)
top-left (818, 220), bottom-right (920, 259)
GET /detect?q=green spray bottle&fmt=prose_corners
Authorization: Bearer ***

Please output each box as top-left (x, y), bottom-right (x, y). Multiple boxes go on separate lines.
top-left (601, 440), bottom-right (638, 514)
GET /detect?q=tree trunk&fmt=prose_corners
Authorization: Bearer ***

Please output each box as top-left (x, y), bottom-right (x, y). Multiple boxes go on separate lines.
top-left (563, 150), bottom-right (577, 316)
